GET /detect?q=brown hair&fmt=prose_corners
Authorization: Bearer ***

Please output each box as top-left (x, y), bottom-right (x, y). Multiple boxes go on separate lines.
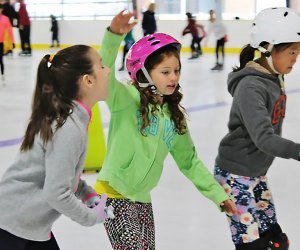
top-left (233, 42), bottom-right (294, 72)
top-left (20, 45), bottom-right (94, 151)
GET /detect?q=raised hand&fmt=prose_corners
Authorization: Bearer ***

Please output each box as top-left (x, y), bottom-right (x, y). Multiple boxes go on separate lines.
top-left (109, 10), bottom-right (138, 35)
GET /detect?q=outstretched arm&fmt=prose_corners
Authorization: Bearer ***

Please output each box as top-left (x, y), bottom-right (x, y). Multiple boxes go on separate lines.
top-left (170, 130), bottom-right (236, 212)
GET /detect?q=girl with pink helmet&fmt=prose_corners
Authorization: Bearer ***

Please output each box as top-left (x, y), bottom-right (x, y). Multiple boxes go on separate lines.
top-left (94, 10), bottom-right (236, 249)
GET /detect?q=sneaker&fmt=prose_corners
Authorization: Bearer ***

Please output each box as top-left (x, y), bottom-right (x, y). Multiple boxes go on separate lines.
top-left (211, 63), bottom-right (223, 71)
top-left (24, 51), bottom-right (32, 56)
top-left (19, 51), bottom-right (31, 56)
top-left (19, 51), bottom-right (27, 56)
top-left (188, 54), bottom-right (199, 60)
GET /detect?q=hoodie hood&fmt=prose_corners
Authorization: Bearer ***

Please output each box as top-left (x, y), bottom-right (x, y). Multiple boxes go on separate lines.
top-left (228, 61), bottom-right (278, 96)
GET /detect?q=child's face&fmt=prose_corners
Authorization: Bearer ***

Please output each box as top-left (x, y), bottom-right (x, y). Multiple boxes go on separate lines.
top-left (89, 48), bottom-right (110, 101)
top-left (150, 54), bottom-right (180, 96)
top-left (272, 42), bottom-right (300, 74)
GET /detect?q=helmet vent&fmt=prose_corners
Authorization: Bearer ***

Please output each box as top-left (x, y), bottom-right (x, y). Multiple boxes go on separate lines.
top-left (284, 11), bottom-right (288, 17)
top-left (147, 37), bottom-right (155, 41)
top-left (151, 41), bottom-right (160, 46)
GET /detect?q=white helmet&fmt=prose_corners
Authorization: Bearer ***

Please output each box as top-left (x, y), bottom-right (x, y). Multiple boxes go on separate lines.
top-left (250, 7), bottom-right (300, 48)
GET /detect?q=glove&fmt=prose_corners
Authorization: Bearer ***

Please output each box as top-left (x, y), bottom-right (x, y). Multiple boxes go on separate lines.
top-left (92, 194), bottom-right (115, 223)
top-left (105, 206), bottom-right (115, 219)
top-left (85, 195), bottom-right (100, 208)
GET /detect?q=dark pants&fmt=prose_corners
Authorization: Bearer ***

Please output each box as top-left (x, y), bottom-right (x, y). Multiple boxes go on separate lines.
top-left (19, 25), bottom-right (31, 53)
top-left (216, 37), bottom-right (225, 64)
top-left (191, 36), bottom-right (203, 55)
top-left (0, 43), bottom-right (3, 75)
top-left (52, 31), bottom-right (59, 46)
top-left (0, 228), bottom-right (60, 250)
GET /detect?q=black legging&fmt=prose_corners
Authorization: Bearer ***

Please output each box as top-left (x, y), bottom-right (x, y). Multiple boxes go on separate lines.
top-left (0, 228), bottom-right (60, 250)
top-left (216, 37), bottom-right (225, 64)
top-left (191, 36), bottom-right (203, 55)
top-left (0, 43), bottom-right (4, 75)
top-left (52, 30), bottom-right (59, 45)
top-left (19, 25), bottom-right (31, 53)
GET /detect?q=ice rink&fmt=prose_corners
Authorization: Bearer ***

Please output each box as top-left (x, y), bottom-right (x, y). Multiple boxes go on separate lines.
top-left (0, 49), bottom-right (300, 249)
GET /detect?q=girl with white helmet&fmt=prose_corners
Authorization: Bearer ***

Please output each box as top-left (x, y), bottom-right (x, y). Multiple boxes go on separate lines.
top-left (94, 10), bottom-right (236, 249)
top-left (214, 7), bottom-right (300, 250)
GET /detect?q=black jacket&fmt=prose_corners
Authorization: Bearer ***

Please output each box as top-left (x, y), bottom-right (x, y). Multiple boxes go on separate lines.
top-left (142, 10), bottom-right (157, 36)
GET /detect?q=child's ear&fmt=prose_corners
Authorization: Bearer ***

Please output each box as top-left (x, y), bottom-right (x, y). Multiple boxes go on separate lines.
top-left (82, 74), bottom-right (93, 86)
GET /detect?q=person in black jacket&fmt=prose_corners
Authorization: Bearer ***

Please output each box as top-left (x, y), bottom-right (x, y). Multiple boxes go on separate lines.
top-left (50, 14), bottom-right (59, 48)
top-left (2, 0), bottom-right (18, 27)
top-left (2, 0), bottom-right (17, 55)
top-left (142, 3), bottom-right (157, 36)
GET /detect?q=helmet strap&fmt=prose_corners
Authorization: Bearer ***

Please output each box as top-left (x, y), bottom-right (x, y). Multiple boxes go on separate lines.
top-left (260, 44), bottom-right (286, 93)
top-left (264, 44), bottom-right (281, 73)
top-left (257, 45), bottom-right (271, 57)
top-left (140, 67), bottom-right (155, 86)
top-left (139, 67), bottom-right (163, 96)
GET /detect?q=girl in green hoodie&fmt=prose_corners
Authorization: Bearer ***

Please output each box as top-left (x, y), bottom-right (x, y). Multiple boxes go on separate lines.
top-left (95, 10), bottom-right (236, 249)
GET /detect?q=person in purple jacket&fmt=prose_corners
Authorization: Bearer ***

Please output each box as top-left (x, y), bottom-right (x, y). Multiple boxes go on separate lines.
top-left (214, 7), bottom-right (300, 250)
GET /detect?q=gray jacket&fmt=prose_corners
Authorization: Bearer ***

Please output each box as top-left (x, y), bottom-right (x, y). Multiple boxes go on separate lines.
top-left (216, 62), bottom-right (300, 177)
top-left (0, 102), bottom-right (98, 241)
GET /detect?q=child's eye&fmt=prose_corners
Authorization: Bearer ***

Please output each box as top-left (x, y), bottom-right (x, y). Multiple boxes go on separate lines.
top-left (162, 71), bottom-right (169, 75)
top-left (289, 50), bottom-right (299, 56)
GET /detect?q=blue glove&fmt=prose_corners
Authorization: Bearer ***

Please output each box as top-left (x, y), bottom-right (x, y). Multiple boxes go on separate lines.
top-left (92, 194), bottom-right (115, 223)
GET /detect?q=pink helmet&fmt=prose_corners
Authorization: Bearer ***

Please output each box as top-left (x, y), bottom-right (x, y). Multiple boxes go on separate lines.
top-left (126, 33), bottom-right (181, 83)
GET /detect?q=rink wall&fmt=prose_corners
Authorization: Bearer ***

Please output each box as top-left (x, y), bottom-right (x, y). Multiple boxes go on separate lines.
top-left (13, 19), bottom-right (252, 54)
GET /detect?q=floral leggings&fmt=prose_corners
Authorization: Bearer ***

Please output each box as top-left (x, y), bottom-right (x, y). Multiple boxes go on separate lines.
top-left (214, 166), bottom-right (277, 245)
top-left (104, 198), bottom-right (155, 250)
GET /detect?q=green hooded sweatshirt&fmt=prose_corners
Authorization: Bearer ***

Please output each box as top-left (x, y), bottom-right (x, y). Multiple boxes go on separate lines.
top-left (97, 30), bottom-right (230, 209)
